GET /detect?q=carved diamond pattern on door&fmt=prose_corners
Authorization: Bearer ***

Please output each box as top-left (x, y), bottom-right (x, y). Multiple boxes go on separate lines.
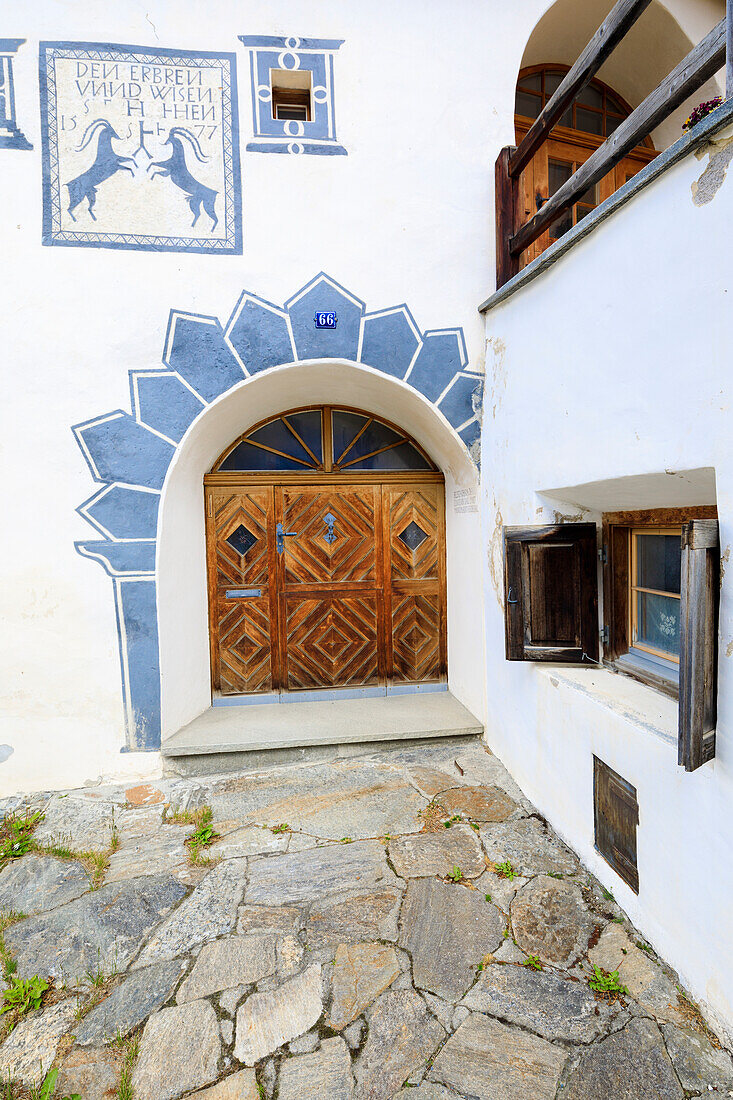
top-left (284, 595), bottom-right (380, 689)
top-left (208, 489), bottom-right (276, 694)
top-left (391, 592), bottom-right (442, 683)
top-left (389, 487), bottom-right (439, 580)
top-left (217, 595), bottom-right (273, 694)
top-left (280, 488), bottom-right (377, 585)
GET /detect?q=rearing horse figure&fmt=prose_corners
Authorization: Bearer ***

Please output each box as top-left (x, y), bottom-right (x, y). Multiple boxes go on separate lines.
top-left (148, 128), bottom-right (219, 231)
top-left (65, 120), bottom-right (136, 222)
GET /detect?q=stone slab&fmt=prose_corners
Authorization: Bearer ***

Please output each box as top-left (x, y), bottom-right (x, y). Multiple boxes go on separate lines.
top-left (462, 962), bottom-right (624, 1042)
top-left (106, 824), bottom-right (192, 884)
top-left (329, 942), bottom-right (400, 1029)
top-left (305, 889), bottom-right (402, 948)
top-left (55, 1046), bottom-right (119, 1100)
top-left (404, 765), bottom-right (468, 797)
top-left (561, 1018), bottom-right (683, 1100)
top-left (661, 1022), bottom-right (733, 1093)
top-left (238, 904), bottom-right (302, 935)
top-left (278, 1036), bottom-right (353, 1099)
top-left (429, 1012), bottom-right (567, 1100)
top-left (510, 875), bottom-right (594, 967)
top-left (394, 1088), bottom-right (458, 1100)
top-left (436, 784), bottom-right (518, 822)
top-left (0, 998), bottom-right (79, 1086)
top-left (189, 1070), bottom-right (260, 1099)
top-left (354, 990), bottom-right (445, 1100)
top-left (399, 878), bottom-right (504, 1000)
top-left (77, 958), bottom-right (186, 1045)
top-left (234, 964), bottom-right (323, 1064)
top-left (34, 795), bottom-right (118, 851)
top-left (135, 859), bottom-right (247, 966)
top-left (0, 854), bottom-right (90, 914)
top-left (177, 934), bottom-right (277, 1002)
top-left (4, 874), bottom-right (186, 985)
top-left (480, 817), bottom-right (579, 876)
top-left (132, 999), bottom-right (221, 1100)
top-left (245, 841), bottom-right (400, 906)
top-left (209, 824), bottom-right (289, 859)
top-left (389, 825), bottom-right (485, 879)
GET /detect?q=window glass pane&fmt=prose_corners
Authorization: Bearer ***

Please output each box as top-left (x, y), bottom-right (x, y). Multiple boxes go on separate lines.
top-left (516, 90), bottom-right (541, 118)
top-left (607, 113), bottom-right (623, 135)
top-left (339, 419), bottom-right (406, 465)
top-left (331, 410), bottom-right (369, 464)
top-left (518, 72), bottom-right (541, 92)
top-left (548, 159), bottom-right (572, 195)
top-left (558, 108), bottom-right (572, 128)
top-left (634, 592), bottom-right (680, 657)
top-left (218, 441), bottom-right (311, 472)
top-left (345, 441), bottom-right (431, 471)
top-left (579, 181), bottom-right (597, 204)
top-left (575, 106), bottom-right (603, 135)
top-left (247, 418), bottom-right (316, 466)
top-left (283, 410), bottom-right (323, 464)
top-left (635, 533), bottom-right (681, 593)
top-left (544, 71), bottom-right (565, 95)
top-left (576, 203), bottom-right (595, 222)
top-left (577, 84), bottom-right (603, 110)
top-left (276, 105), bottom-right (308, 121)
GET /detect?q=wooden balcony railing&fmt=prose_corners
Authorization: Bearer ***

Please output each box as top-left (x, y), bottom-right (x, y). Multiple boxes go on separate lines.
top-left (495, 0), bottom-right (731, 289)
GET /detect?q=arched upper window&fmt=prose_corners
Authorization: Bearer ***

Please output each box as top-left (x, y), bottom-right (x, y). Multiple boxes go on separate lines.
top-left (514, 65), bottom-right (656, 265)
top-left (212, 406), bottom-right (437, 473)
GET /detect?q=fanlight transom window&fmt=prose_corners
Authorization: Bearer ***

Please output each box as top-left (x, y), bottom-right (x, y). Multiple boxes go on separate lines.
top-left (213, 406), bottom-right (437, 473)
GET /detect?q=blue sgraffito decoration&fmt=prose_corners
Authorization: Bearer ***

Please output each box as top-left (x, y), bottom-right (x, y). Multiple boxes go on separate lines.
top-left (315, 311), bottom-right (338, 329)
top-left (239, 35), bottom-right (346, 156)
top-left (39, 42), bottom-right (242, 254)
top-left (72, 272), bottom-right (483, 752)
top-left (0, 40), bottom-right (32, 150)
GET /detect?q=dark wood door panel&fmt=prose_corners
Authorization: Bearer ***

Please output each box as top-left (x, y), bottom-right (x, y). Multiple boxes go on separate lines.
top-left (391, 592), bottom-right (443, 683)
top-left (284, 594), bottom-right (380, 690)
top-left (280, 486), bottom-right (378, 586)
top-left (212, 490), bottom-right (272, 588)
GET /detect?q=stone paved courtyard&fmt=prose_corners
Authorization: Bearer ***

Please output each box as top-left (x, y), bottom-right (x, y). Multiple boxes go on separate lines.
top-left (0, 739), bottom-right (730, 1099)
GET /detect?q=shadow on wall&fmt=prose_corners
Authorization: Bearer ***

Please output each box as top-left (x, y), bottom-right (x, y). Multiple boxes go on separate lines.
top-left (69, 272), bottom-right (485, 752)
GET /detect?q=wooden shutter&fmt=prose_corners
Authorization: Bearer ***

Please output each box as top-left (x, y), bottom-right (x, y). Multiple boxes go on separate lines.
top-left (678, 518), bottom-right (719, 771)
top-left (594, 756), bottom-right (639, 894)
top-left (503, 523), bottom-right (598, 662)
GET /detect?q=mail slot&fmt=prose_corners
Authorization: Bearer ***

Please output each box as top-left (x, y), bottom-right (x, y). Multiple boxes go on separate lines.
top-left (225, 588), bottom-right (262, 599)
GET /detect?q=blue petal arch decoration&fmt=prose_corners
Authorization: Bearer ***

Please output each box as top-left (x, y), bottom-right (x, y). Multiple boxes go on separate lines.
top-left (72, 273), bottom-right (484, 751)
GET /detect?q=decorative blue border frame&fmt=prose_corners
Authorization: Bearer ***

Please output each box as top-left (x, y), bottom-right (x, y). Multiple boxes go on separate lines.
top-left (39, 42), bottom-right (242, 254)
top-left (72, 273), bottom-right (483, 750)
top-left (0, 39), bottom-right (33, 150)
top-left (239, 35), bottom-right (346, 156)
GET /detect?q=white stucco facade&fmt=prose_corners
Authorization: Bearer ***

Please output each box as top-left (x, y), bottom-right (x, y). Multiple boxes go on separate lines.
top-left (2, 0), bottom-right (732, 1039)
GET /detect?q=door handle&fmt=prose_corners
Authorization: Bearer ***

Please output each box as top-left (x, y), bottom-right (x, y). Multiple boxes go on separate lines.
top-left (276, 522), bottom-right (298, 555)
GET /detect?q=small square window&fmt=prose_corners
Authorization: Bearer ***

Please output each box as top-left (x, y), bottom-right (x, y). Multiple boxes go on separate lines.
top-left (270, 69), bottom-right (312, 122)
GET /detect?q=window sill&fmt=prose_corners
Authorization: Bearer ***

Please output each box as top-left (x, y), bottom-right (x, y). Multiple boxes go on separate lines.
top-left (610, 651), bottom-right (678, 701)
top-left (536, 664), bottom-right (678, 749)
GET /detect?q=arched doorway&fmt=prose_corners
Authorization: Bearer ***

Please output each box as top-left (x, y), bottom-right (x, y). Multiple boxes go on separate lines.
top-left (515, 64), bottom-right (657, 265)
top-left (204, 405), bottom-right (447, 700)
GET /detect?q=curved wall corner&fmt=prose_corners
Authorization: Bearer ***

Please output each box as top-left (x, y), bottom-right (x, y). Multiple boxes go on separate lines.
top-left (71, 272), bottom-right (485, 750)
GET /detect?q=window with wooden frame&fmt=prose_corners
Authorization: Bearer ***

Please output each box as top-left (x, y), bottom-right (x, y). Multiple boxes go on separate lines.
top-left (514, 65), bottom-right (657, 267)
top-left (270, 69), bottom-right (312, 122)
top-left (503, 512), bottom-right (720, 772)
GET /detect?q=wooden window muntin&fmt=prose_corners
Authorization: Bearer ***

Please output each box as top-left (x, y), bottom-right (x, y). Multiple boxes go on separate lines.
top-left (629, 525), bottom-right (682, 665)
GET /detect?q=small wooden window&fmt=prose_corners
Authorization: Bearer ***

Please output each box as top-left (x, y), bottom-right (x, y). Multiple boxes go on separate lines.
top-left (594, 757), bottom-right (639, 893)
top-left (629, 526), bottom-right (682, 667)
top-left (270, 70), bottom-right (312, 122)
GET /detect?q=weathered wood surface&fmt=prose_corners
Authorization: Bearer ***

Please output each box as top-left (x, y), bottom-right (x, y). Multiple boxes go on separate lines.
top-left (509, 0), bottom-right (654, 178)
top-left (495, 146), bottom-right (519, 289)
top-left (510, 18), bottom-right (726, 256)
top-left (678, 519), bottom-right (719, 771)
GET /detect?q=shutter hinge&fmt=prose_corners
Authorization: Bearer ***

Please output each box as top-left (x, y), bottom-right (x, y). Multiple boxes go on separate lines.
top-left (598, 545), bottom-right (608, 564)
top-left (600, 625), bottom-right (609, 645)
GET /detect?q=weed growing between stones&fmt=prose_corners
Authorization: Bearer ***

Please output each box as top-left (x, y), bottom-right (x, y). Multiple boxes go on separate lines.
top-left (0, 813), bottom-right (45, 865)
top-left (112, 1031), bottom-right (140, 1100)
top-left (446, 866), bottom-right (464, 883)
top-left (443, 815), bottom-right (461, 829)
top-left (588, 965), bottom-right (629, 999)
top-left (494, 860), bottom-right (518, 880)
top-left (38, 832), bottom-right (117, 890)
top-left (523, 955), bottom-right (543, 970)
top-left (270, 824), bottom-right (290, 834)
top-left (0, 975), bottom-right (48, 1030)
top-left (0, 1068), bottom-right (80, 1099)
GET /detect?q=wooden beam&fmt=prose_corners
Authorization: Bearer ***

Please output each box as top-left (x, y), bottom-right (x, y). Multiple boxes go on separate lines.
top-left (495, 147), bottom-right (520, 289)
top-left (509, 0), bottom-right (653, 179)
top-left (510, 18), bottom-right (726, 258)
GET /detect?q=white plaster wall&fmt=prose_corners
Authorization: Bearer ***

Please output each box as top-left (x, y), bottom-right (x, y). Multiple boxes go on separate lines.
top-left (480, 131), bottom-right (733, 1038)
top-left (157, 360), bottom-right (483, 740)
top-left (0, 0), bottom-right (718, 793)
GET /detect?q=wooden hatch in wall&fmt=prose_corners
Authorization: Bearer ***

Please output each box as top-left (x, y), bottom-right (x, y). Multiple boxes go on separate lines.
top-left (204, 406), bottom-right (447, 698)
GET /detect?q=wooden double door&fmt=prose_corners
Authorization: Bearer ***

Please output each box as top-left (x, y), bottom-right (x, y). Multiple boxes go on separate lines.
top-left (205, 476), bottom-right (446, 696)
